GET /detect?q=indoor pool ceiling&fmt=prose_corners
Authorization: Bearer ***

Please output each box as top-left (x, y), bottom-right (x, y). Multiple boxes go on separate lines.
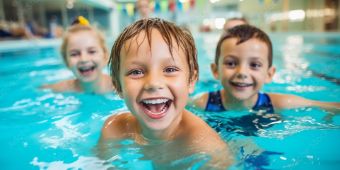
top-left (1, 0), bottom-right (114, 11)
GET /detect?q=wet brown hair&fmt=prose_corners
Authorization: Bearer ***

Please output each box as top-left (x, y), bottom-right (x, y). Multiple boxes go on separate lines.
top-left (60, 24), bottom-right (107, 66)
top-left (109, 18), bottom-right (198, 94)
top-left (215, 24), bottom-right (273, 68)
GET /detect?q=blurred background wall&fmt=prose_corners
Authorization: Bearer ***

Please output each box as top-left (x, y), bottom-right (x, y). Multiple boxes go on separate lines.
top-left (0, 0), bottom-right (339, 40)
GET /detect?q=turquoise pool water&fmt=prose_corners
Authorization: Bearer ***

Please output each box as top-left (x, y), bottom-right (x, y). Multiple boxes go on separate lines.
top-left (0, 33), bottom-right (339, 170)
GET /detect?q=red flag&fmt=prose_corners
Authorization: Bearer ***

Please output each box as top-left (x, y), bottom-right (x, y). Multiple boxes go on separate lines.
top-left (169, 0), bottom-right (176, 12)
top-left (190, 0), bottom-right (195, 8)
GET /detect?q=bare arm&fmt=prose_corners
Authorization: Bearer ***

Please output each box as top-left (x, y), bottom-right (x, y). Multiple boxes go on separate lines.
top-left (270, 93), bottom-right (340, 113)
top-left (40, 79), bottom-right (77, 92)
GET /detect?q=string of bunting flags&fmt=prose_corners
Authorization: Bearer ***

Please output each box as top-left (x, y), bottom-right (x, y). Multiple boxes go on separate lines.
top-left (115, 0), bottom-right (203, 16)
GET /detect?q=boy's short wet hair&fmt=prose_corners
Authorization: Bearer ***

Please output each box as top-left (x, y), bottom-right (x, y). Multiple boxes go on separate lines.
top-left (109, 18), bottom-right (198, 94)
top-left (215, 24), bottom-right (273, 68)
top-left (61, 24), bottom-right (107, 66)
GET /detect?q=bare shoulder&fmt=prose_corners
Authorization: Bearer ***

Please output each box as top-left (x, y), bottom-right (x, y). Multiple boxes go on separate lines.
top-left (103, 74), bottom-right (112, 81)
top-left (102, 74), bottom-right (113, 85)
top-left (190, 92), bottom-right (209, 110)
top-left (102, 74), bottom-right (115, 92)
top-left (41, 79), bottom-right (77, 92)
top-left (184, 111), bottom-right (226, 148)
top-left (184, 111), bottom-right (233, 167)
top-left (101, 112), bottom-right (135, 140)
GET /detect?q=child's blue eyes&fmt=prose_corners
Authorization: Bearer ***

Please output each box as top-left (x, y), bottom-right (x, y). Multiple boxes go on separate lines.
top-left (128, 70), bottom-right (143, 76)
top-left (127, 69), bottom-right (144, 78)
top-left (69, 50), bottom-right (97, 57)
top-left (164, 67), bottom-right (179, 73)
top-left (127, 67), bottom-right (179, 78)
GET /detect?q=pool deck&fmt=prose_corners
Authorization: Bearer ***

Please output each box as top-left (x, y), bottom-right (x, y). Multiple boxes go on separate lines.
top-left (0, 38), bottom-right (61, 53)
top-left (1, 32), bottom-right (339, 54)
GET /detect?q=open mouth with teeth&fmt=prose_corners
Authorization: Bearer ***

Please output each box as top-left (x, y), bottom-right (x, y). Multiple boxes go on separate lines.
top-left (140, 98), bottom-right (172, 119)
top-left (78, 65), bottom-right (97, 76)
top-left (230, 82), bottom-right (253, 89)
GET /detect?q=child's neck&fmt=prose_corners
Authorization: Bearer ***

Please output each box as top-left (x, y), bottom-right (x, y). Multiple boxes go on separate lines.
top-left (138, 111), bottom-right (184, 144)
top-left (76, 74), bottom-right (106, 94)
top-left (221, 90), bottom-right (258, 110)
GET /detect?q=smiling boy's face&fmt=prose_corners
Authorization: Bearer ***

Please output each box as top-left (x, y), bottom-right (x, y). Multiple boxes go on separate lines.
top-left (212, 38), bottom-right (275, 101)
top-left (66, 30), bottom-right (107, 82)
top-left (119, 29), bottom-right (196, 132)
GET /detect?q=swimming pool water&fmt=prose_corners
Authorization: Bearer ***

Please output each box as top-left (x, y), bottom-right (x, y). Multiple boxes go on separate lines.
top-left (0, 33), bottom-right (339, 170)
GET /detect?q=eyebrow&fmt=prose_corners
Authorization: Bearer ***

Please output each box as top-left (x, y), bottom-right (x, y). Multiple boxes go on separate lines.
top-left (248, 56), bottom-right (264, 61)
top-left (87, 46), bottom-right (98, 50)
top-left (69, 49), bottom-right (80, 52)
top-left (127, 61), bottom-right (146, 67)
top-left (223, 54), bottom-right (238, 59)
top-left (125, 56), bottom-right (178, 68)
top-left (222, 55), bottom-right (265, 63)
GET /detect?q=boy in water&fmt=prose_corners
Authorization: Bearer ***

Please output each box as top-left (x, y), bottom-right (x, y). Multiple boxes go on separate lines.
top-left (191, 25), bottom-right (339, 167)
top-left (42, 16), bottom-right (113, 94)
top-left (98, 18), bottom-right (232, 168)
top-left (192, 25), bottom-right (340, 114)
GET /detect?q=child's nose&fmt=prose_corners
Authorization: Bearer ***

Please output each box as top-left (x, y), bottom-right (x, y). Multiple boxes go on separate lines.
top-left (235, 65), bottom-right (248, 79)
top-left (143, 73), bottom-right (164, 91)
top-left (80, 52), bottom-right (90, 61)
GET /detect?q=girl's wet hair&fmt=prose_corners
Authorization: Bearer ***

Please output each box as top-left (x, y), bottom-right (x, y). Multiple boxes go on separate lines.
top-left (60, 24), bottom-right (107, 65)
top-left (215, 24), bottom-right (273, 67)
top-left (109, 18), bottom-right (198, 94)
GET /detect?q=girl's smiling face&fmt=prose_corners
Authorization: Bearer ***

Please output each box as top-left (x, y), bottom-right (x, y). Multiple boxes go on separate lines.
top-left (66, 30), bottom-right (107, 82)
top-left (119, 29), bottom-right (196, 134)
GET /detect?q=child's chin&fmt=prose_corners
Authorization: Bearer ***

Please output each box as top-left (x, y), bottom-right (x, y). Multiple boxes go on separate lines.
top-left (232, 93), bottom-right (251, 101)
top-left (78, 75), bottom-right (98, 82)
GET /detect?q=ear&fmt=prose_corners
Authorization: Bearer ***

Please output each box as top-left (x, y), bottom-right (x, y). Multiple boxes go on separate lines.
top-left (265, 66), bottom-right (276, 83)
top-left (210, 63), bottom-right (219, 79)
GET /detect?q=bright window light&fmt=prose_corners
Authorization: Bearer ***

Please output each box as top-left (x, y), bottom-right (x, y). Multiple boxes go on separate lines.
top-left (215, 18), bottom-right (225, 29)
top-left (288, 10), bottom-right (305, 21)
top-left (210, 0), bottom-right (220, 3)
